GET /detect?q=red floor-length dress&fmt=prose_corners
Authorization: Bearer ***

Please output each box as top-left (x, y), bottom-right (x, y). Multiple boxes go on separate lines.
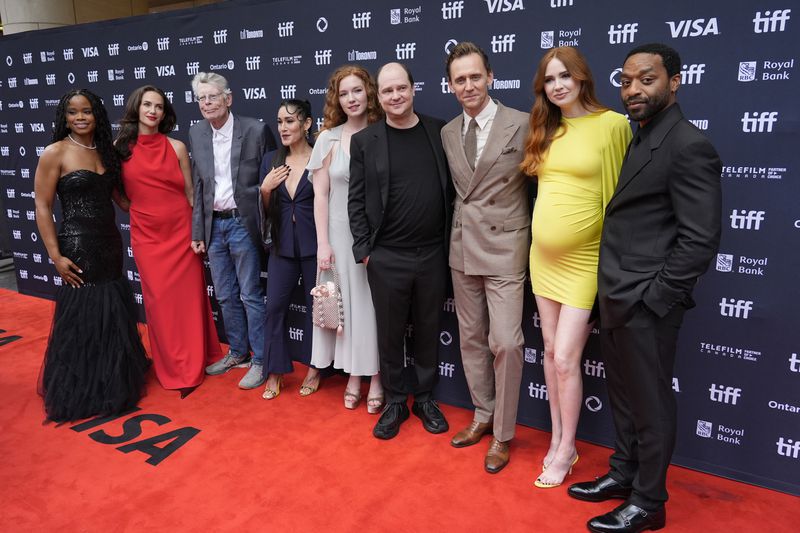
top-left (122, 132), bottom-right (222, 389)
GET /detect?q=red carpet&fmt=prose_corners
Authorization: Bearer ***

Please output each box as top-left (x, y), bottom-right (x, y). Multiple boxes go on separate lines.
top-left (0, 287), bottom-right (796, 532)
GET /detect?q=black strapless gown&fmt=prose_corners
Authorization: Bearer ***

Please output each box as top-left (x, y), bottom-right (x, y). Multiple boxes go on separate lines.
top-left (39, 170), bottom-right (149, 422)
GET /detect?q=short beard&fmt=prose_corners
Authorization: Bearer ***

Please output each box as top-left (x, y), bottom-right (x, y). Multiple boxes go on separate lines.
top-left (626, 89), bottom-right (670, 122)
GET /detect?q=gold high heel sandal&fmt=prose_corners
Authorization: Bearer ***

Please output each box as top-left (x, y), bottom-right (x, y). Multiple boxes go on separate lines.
top-left (262, 376), bottom-right (283, 400)
top-left (534, 454), bottom-right (579, 489)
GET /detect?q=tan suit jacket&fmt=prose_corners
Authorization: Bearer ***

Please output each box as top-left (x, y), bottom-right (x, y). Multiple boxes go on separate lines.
top-left (440, 101), bottom-right (530, 441)
top-left (441, 101), bottom-right (531, 276)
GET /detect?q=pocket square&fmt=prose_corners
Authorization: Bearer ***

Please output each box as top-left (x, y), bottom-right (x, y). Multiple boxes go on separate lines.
top-left (501, 146), bottom-right (518, 154)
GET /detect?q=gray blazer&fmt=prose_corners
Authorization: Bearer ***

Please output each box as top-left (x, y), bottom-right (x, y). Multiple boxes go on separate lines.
top-left (189, 114), bottom-right (274, 249)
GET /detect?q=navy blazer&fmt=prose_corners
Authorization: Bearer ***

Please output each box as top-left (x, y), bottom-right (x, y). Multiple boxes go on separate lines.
top-left (260, 151), bottom-right (317, 258)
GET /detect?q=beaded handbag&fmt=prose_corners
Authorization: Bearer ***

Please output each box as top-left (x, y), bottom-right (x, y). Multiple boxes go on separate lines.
top-left (311, 265), bottom-right (344, 335)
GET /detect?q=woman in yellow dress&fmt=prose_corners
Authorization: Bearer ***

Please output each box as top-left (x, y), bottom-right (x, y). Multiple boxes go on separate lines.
top-left (521, 47), bottom-right (631, 488)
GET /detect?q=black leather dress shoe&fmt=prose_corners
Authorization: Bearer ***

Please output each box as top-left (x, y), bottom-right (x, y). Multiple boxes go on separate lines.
top-left (568, 474), bottom-right (632, 502)
top-left (587, 502), bottom-right (665, 533)
top-left (411, 400), bottom-right (449, 434)
top-left (373, 402), bottom-right (410, 440)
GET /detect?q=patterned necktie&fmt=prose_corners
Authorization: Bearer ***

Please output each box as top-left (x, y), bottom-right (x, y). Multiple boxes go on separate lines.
top-left (464, 118), bottom-right (478, 170)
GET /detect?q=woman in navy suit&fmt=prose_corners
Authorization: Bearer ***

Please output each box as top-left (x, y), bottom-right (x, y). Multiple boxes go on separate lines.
top-left (259, 99), bottom-right (318, 399)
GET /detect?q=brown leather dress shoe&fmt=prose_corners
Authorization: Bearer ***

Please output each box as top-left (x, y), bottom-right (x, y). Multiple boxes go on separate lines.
top-left (484, 437), bottom-right (510, 474)
top-left (450, 420), bottom-right (492, 448)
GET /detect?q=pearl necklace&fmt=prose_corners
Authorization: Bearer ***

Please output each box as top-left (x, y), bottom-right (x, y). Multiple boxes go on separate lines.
top-left (67, 134), bottom-right (97, 150)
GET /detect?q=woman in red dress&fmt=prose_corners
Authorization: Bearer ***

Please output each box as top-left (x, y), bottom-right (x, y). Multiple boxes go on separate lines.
top-left (117, 85), bottom-right (222, 397)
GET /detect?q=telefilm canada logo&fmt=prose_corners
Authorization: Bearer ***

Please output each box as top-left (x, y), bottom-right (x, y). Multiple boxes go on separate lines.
top-left (722, 164), bottom-right (786, 180)
top-left (700, 341), bottom-right (760, 362)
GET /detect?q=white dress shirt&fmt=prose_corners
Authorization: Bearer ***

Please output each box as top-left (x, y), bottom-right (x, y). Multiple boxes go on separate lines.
top-left (461, 98), bottom-right (498, 168)
top-left (212, 112), bottom-right (236, 211)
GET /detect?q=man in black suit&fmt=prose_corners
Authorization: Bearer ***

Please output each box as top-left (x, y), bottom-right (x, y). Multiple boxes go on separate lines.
top-left (348, 62), bottom-right (452, 440)
top-left (568, 44), bottom-right (722, 532)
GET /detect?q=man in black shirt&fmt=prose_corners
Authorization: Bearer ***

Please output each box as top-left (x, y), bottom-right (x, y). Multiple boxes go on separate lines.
top-left (349, 62), bottom-right (452, 440)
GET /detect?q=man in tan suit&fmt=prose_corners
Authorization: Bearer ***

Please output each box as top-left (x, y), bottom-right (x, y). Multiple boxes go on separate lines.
top-left (441, 42), bottom-right (530, 473)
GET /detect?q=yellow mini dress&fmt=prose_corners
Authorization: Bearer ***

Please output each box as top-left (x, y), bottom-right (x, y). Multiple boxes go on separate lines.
top-left (530, 110), bottom-right (632, 309)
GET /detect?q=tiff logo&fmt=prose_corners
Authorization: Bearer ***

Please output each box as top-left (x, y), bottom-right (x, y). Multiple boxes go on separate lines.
top-left (528, 382), bottom-right (549, 400)
top-left (776, 437), bottom-right (800, 458)
top-left (789, 353), bottom-right (800, 373)
top-left (23, 52), bottom-right (33, 64)
top-left (396, 42), bottom-right (417, 60)
top-left (289, 327), bottom-right (304, 341)
top-left (439, 362), bottom-right (455, 377)
top-left (442, 298), bottom-right (455, 312)
top-left (709, 384), bottom-right (742, 404)
top-left (29, 98), bottom-right (39, 109)
top-left (245, 56), bottom-right (261, 70)
top-left (134, 293), bottom-right (143, 304)
top-left (278, 21), bottom-right (294, 37)
top-left (754, 9), bottom-right (791, 33)
top-left (280, 85), bottom-right (297, 99)
top-left (608, 23), bottom-right (638, 44)
top-left (14, 123), bottom-right (23, 133)
top-left (441, 76), bottom-right (454, 93)
top-left (207, 285), bottom-right (214, 297)
top-left (719, 298), bottom-right (754, 319)
top-left (134, 67), bottom-right (146, 79)
top-left (213, 30), bottom-right (228, 44)
top-left (681, 63), bottom-right (705, 84)
top-left (46, 74), bottom-right (56, 85)
top-left (353, 11), bottom-right (371, 28)
top-left (186, 62), bottom-right (200, 76)
top-left (113, 94), bottom-right (124, 106)
top-left (442, 1), bottom-right (464, 19)
top-left (551, 0), bottom-right (573, 5)
top-left (108, 43), bottom-right (120, 56)
top-left (729, 209), bottom-right (765, 230)
top-left (157, 37), bottom-right (170, 51)
top-left (87, 70), bottom-right (99, 83)
top-left (63, 48), bottom-right (74, 60)
top-left (584, 359), bottom-right (605, 378)
top-left (491, 34), bottom-right (516, 53)
top-left (315, 50), bottom-right (332, 65)
top-left (741, 111), bottom-right (778, 132)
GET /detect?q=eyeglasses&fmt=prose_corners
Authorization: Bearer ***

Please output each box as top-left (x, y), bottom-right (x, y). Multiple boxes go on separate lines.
top-left (195, 92), bottom-right (226, 103)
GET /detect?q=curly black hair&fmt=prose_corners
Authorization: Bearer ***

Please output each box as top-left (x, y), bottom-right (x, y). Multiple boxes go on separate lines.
top-left (52, 89), bottom-right (120, 179)
top-left (115, 85), bottom-right (177, 161)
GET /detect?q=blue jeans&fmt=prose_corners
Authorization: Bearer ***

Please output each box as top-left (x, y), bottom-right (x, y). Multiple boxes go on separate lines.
top-left (207, 216), bottom-right (266, 364)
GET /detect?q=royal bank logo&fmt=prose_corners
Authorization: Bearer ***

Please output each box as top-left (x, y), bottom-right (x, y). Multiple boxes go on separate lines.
top-left (391, 6), bottom-right (422, 24)
top-left (353, 11), bottom-right (372, 28)
top-left (729, 209), bottom-right (765, 230)
top-left (608, 23), bottom-right (638, 44)
top-left (738, 59), bottom-right (793, 82)
top-left (753, 9), bottom-right (791, 33)
top-left (40, 50), bottom-right (55, 62)
top-left (719, 298), bottom-right (754, 319)
top-left (540, 31), bottom-right (555, 49)
top-left (715, 253), bottom-right (733, 272)
top-left (696, 420), bottom-right (744, 445)
top-left (666, 18), bottom-right (720, 38)
top-left (442, 1), bottom-right (464, 19)
top-left (315, 50), bottom-right (332, 65)
top-left (278, 21), bottom-right (294, 37)
top-left (396, 42), bottom-right (417, 60)
top-left (738, 61), bottom-right (757, 82)
top-left (715, 253), bottom-right (767, 276)
top-left (680, 63), bottom-right (705, 84)
top-left (245, 56), bottom-right (261, 70)
top-left (491, 34), bottom-right (516, 53)
top-left (484, 0), bottom-right (524, 13)
top-left (439, 362), bottom-right (455, 377)
top-left (524, 347), bottom-right (539, 364)
top-left (347, 49), bottom-right (377, 61)
top-left (107, 69), bottom-right (124, 81)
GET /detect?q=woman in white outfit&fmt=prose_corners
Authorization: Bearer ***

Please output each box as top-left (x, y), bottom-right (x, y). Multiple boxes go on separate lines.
top-left (309, 65), bottom-right (385, 413)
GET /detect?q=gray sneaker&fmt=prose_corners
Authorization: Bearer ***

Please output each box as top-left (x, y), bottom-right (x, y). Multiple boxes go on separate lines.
top-left (238, 363), bottom-right (265, 389)
top-left (205, 352), bottom-right (249, 376)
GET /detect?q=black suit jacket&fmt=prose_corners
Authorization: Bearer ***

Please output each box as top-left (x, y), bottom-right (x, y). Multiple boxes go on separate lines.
top-left (348, 113), bottom-right (453, 263)
top-left (598, 103), bottom-right (722, 328)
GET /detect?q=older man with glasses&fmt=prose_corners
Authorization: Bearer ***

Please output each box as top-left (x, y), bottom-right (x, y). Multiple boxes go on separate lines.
top-left (189, 72), bottom-right (277, 389)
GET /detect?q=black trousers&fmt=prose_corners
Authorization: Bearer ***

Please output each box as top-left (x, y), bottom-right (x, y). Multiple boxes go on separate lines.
top-left (366, 244), bottom-right (446, 404)
top-left (602, 303), bottom-right (686, 510)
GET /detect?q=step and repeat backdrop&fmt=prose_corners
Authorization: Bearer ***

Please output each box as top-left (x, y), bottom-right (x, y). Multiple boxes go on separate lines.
top-left (1, 0), bottom-right (797, 494)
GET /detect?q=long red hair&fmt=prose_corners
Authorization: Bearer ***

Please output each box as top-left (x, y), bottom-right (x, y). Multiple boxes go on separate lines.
top-left (520, 47), bottom-right (607, 176)
top-left (321, 65), bottom-right (383, 131)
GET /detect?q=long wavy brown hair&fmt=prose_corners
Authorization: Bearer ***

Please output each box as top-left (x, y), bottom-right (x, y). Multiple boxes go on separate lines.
top-left (520, 47), bottom-right (607, 176)
top-left (321, 65), bottom-right (383, 131)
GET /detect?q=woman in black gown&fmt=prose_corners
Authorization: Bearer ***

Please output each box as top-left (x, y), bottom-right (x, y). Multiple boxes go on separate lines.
top-left (34, 89), bottom-right (149, 423)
